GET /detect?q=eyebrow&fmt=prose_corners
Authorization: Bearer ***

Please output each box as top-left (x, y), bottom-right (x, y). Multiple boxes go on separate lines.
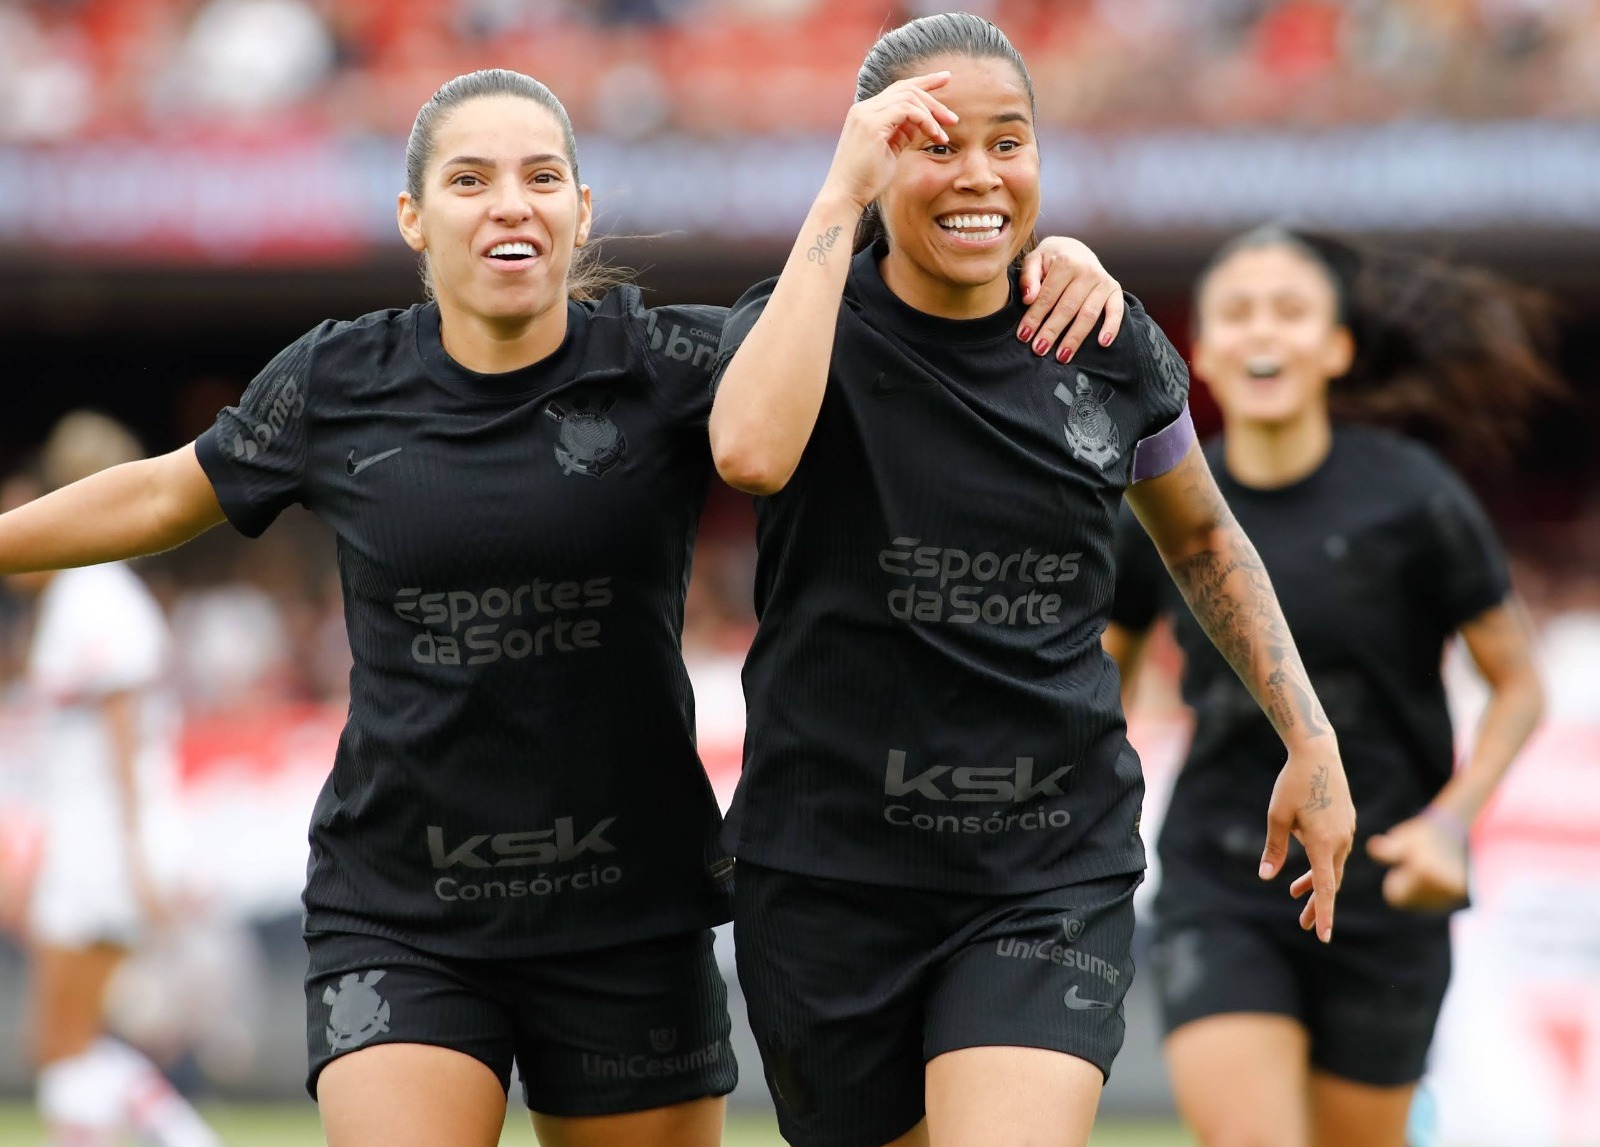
top-left (990, 112), bottom-right (1031, 127)
top-left (440, 153), bottom-right (570, 169)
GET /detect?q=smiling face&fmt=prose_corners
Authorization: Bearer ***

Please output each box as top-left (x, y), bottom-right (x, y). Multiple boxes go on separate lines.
top-left (396, 94), bottom-right (592, 335)
top-left (876, 52), bottom-right (1040, 319)
top-left (1193, 243), bottom-right (1355, 429)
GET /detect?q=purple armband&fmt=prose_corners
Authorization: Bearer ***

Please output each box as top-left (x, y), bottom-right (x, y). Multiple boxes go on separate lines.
top-left (1130, 406), bottom-right (1195, 483)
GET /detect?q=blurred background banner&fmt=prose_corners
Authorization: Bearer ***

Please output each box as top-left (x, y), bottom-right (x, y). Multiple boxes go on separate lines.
top-left (1, 1), bottom-right (1598, 1145)
top-left (4, 121), bottom-right (1600, 259)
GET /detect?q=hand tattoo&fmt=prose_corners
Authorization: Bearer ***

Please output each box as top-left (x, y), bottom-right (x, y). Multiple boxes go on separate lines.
top-left (807, 225), bottom-right (844, 265)
top-left (1303, 762), bottom-right (1332, 813)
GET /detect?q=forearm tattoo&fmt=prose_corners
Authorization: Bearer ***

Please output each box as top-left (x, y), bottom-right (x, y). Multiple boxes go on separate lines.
top-left (1167, 460), bottom-right (1332, 757)
top-left (807, 225), bottom-right (843, 265)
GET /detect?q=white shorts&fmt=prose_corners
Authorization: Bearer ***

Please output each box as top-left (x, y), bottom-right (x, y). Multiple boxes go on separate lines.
top-left (28, 794), bottom-right (177, 948)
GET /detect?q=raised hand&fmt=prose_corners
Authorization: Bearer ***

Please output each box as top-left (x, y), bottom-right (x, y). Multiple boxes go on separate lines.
top-left (1017, 237), bottom-right (1126, 361)
top-left (820, 73), bottom-right (960, 213)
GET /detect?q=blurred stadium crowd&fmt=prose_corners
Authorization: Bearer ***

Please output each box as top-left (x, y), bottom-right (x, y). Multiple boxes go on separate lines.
top-left (2, 0), bottom-right (1600, 142)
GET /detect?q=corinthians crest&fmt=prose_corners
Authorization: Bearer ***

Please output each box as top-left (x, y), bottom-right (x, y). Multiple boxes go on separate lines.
top-left (324, 969), bottom-right (390, 1052)
top-left (1054, 372), bottom-right (1122, 469)
top-left (546, 392), bottom-right (627, 478)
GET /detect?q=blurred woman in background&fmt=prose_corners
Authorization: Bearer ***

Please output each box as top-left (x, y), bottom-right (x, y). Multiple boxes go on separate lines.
top-left (1106, 226), bottom-right (1559, 1147)
top-left (8, 413), bottom-right (220, 1147)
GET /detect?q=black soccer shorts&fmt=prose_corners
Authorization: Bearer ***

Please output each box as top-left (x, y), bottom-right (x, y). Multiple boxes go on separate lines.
top-left (1150, 910), bottom-right (1452, 1086)
top-left (734, 863), bottom-right (1140, 1147)
top-left (304, 926), bottom-right (736, 1116)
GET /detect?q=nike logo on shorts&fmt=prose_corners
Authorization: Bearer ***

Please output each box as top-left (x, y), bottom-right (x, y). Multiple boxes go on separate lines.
top-left (1063, 985), bottom-right (1112, 1011)
top-left (347, 447), bottom-right (403, 476)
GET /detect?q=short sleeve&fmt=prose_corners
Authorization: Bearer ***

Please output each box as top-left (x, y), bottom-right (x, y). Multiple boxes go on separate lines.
top-left (629, 298), bottom-right (728, 423)
top-left (1127, 300), bottom-right (1195, 484)
top-left (709, 276), bottom-right (778, 393)
top-left (194, 325), bottom-right (325, 538)
top-left (1421, 462), bottom-right (1512, 629)
top-left (1109, 501), bottom-right (1169, 633)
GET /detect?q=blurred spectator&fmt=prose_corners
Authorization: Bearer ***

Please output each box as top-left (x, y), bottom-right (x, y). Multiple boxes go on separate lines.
top-left (165, 0), bottom-right (337, 120)
top-left (4, 0), bottom-right (1600, 141)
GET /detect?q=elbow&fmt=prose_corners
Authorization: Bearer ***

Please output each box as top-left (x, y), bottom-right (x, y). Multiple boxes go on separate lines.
top-left (709, 430), bottom-right (791, 497)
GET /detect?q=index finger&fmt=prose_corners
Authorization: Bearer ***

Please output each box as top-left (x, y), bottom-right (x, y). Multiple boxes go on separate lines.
top-left (899, 71), bottom-right (953, 93)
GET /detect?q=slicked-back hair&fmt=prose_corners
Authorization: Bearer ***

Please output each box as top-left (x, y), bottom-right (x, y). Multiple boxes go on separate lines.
top-left (404, 68), bottom-right (625, 301)
top-left (1199, 225), bottom-right (1566, 474)
top-left (852, 13), bottom-right (1036, 255)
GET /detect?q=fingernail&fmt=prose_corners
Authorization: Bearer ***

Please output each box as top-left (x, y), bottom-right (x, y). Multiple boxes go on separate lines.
top-left (1032, 337), bottom-right (1049, 356)
top-left (1100, 330), bottom-right (1113, 346)
top-left (1321, 927), bottom-right (1333, 943)
top-left (1259, 862), bottom-right (1273, 879)
top-left (1018, 326), bottom-right (1033, 343)
top-left (1057, 344), bottom-right (1075, 363)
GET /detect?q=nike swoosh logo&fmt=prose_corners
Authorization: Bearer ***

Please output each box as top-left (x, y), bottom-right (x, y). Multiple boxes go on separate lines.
top-left (347, 447), bottom-right (403, 476)
top-left (869, 371), bottom-right (938, 397)
top-left (1063, 985), bottom-right (1113, 1011)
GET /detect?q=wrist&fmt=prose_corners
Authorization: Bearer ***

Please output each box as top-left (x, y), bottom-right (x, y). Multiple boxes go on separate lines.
top-left (1421, 804), bottom-right (1471, 848)
top-left (813, 187), bottom-right (871, 219)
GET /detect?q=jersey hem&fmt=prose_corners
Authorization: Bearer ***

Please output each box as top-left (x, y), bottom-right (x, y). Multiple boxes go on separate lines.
top-left (727, 841), bottom-right (1145, 896)
top-left (303, 900), bottom-right (731, 961)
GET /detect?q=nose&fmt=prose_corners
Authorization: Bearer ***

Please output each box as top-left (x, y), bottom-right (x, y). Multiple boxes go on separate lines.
top-left (953, 149), bottom-right (1002, 194)
top-left (487, 176), bottom-right (534, 224)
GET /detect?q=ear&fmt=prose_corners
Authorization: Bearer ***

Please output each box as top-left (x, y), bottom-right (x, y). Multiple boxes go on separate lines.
top-left (1324, 323), bottom-right (1356, 379)
top-left (397, 192), bottom-right (426, 254)
top-left (575, 184), bottom-right (593, 248)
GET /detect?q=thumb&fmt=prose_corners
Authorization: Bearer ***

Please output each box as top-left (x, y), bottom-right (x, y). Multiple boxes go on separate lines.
top-left (1367, 832), bottom-right (1399, 864)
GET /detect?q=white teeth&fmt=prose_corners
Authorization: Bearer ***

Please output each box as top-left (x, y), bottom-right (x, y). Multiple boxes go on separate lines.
top-left (938, 213), bottom-right (1005, 234)
top-left (488, 241), bottom-right (536, 258)
top-left (1247, 357), bottom-right (1282, 379)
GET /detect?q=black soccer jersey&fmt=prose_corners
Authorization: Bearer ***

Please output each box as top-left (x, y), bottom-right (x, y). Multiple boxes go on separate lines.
top-left (196, 289), bottom-right (733, 958)
top-left (1111, 425), bottom-right (1510, 931)
top-left (712, 242), bottom-right (1193, 894)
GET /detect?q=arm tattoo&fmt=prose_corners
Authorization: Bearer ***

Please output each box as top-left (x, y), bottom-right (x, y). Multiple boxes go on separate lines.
top-left (1165, 459), bottom-right (1331, 744)
top-left (807, 225), bottom-right (844, 265)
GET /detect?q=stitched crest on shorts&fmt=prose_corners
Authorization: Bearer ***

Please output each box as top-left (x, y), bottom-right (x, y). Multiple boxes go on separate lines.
top-left (324, 970), bottom-right (391, 1051)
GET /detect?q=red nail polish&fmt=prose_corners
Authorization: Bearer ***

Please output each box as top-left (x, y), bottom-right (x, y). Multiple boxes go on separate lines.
top-left (1058, 345), bottom-right (1075, 363)
top-left (1032, 337), bottom-right (1049, 356)
top-left (1018, 326), bottom-right (1033, 343)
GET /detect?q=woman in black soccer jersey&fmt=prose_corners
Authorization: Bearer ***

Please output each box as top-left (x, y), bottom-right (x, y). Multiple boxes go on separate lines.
top-left (708, 15), bottom-right (1356, 1147)
top-left (1105, 226), bottom-right (1555, 1147)
top-left (0, 66), bottom-right (1127, 1147)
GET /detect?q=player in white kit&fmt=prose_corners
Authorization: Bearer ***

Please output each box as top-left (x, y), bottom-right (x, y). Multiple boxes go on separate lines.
top-left (11, 412), bottom-right (221, 1147)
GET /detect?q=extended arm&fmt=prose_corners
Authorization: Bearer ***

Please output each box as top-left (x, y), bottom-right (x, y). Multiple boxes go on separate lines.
top-left (1367, 599), bottom-right (1544, 910)
top-left (0, 445), bottom-right (224, 576)
top-left (1125, 443), bottom-right (1355, 939)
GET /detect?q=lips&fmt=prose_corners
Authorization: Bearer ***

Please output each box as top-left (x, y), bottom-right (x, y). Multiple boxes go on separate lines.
top-left (482, 237), bottom-right (543, 262)
top-left (937, 212), bottom-right (1008, 243)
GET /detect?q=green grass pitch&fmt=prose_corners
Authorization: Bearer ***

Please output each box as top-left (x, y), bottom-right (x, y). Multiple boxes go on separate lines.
top-left (0, 1101), bottom-right (1192, 1144)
